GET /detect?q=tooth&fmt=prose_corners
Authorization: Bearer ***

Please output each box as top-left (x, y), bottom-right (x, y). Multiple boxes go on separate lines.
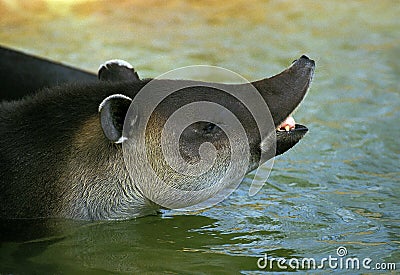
top-left (285, 125), bottom-right (290, 131)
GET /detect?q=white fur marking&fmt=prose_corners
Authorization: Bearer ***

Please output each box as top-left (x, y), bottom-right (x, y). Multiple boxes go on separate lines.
top-left (115, 136), bottom-right (128, 144)
top-left (98, 94), bottom-right (132, 112)
top-left (98, 59), bottom-right (133, 73)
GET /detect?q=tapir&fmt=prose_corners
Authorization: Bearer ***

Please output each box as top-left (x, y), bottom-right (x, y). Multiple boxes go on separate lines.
top-left (0, 46), bottom-right (314, 220)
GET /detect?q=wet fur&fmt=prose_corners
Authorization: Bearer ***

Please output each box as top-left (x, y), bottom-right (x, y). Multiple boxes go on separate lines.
top-left (0, 82), bottom-right (158, 219)
top-left (0, 56), bottom-right (314, 220)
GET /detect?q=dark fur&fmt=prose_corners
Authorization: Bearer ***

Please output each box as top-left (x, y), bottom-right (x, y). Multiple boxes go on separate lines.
top-left (0, 56), bottom-right (314, 220)
top-left (0, 82), bottom-right (155, 219)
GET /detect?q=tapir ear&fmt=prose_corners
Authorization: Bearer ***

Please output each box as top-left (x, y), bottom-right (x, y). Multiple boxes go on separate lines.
top-left (98, 59), bottom-right (141, 82)
top-left (98, 94), bottom-right (132, 143)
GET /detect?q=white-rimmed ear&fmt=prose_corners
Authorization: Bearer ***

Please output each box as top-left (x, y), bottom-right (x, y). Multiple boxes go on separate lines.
top-left (99, 94), bottom-right (132, 143)
top-left (98, 59), bottom-right (140, 82)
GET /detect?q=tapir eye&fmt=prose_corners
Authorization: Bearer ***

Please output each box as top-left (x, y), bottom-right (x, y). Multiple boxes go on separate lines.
top-left (203, 123), bottom-right (217, 134)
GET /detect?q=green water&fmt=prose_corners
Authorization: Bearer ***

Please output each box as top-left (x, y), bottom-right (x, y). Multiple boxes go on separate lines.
top-left (0, 0), bottom-right (399, 273)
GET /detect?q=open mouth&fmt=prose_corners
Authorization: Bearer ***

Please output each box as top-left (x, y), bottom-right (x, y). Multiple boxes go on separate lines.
top-left (276, 116), bottom-right (307, 133)
top-left (277, 116), bottom-right (296, 132)
top-left (273, 115), bottom-right (308, 156)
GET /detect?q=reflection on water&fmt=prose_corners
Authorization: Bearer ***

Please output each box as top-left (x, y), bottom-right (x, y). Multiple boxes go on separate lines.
top-left (0, 0), bottom-right (399, 273)
top-left (1, 216), bottom-right (299, 273)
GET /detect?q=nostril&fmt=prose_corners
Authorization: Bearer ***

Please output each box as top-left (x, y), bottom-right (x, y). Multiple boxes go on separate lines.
top-left (299, 55), bottom-right (315, 67)
top-left (293, 55), bottom-right (313, 65)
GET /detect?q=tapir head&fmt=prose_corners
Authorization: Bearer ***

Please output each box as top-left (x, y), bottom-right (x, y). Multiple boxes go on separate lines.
top-left (0, 55), bottom-right (315, 219)
top-left (99, 56), bottom-right (315, 177)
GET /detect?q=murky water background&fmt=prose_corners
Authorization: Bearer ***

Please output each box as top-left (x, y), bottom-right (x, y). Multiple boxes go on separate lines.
top-left (0, 0), bottom-right (399, 273)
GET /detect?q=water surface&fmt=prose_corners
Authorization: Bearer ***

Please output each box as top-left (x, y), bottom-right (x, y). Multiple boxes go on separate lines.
top-left (0, 0), bottom-right (399, 273)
